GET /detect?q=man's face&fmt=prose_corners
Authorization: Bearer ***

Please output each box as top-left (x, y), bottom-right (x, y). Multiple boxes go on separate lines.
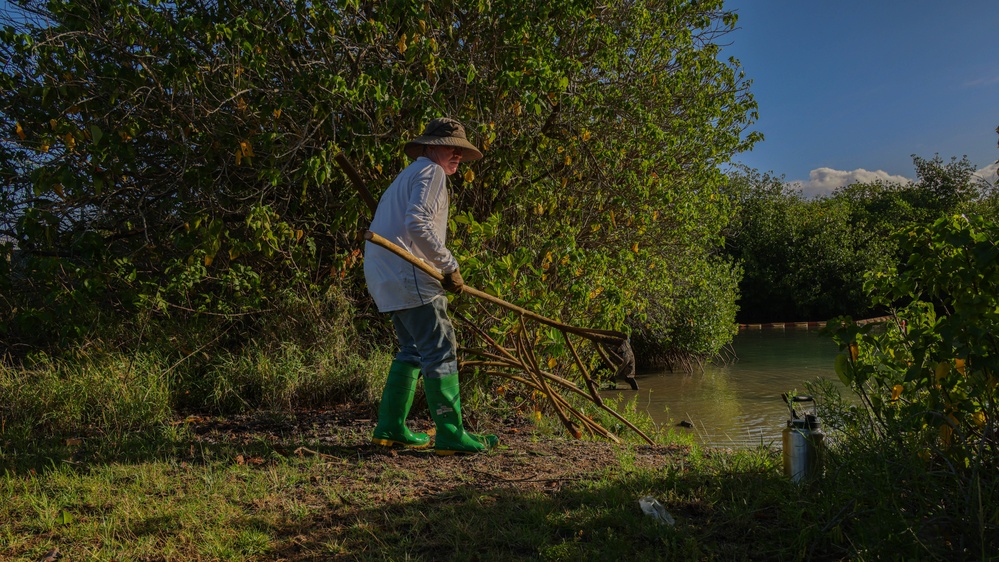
top-left (426, 145), bottom-right (463, 175)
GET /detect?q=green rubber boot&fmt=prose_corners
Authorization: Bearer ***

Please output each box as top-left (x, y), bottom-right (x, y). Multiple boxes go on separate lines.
top-left (425, 374), bottom-right (498, 455)
top-left (371, 361), bottom-right (431, 449)
top-left (469, 432), bottom-right (499, 449)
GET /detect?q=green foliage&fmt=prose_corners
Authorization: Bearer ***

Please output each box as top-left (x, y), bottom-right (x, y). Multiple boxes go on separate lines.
top-left (827, 214), bottom-right (998, 466)
top-left (630, 254), bottom-right (741, 367)
top-left (811, 211), bottom-right (999, 557)
top-left (809, 377), bottom-right (997, 560)
top-left (724, 168), bottom-right (888, 322)
top-left (2, 0), bottom-right (757, 365)
top-left (726, 155), bottom-right (993, 323)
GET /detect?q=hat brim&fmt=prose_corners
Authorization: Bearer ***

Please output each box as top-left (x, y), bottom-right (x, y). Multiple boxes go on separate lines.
top-left (404, 136), bottom-right (483, 161)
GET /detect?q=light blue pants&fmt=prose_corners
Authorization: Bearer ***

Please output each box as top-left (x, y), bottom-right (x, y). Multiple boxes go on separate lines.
top-left (391, 296), bottom-right (458, 379)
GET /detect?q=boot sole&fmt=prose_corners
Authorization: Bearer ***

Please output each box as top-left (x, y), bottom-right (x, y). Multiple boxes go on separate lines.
top-left (371, 438), bottom-right (432, 449)
top-left (434, 448), bottom-right (486, 456)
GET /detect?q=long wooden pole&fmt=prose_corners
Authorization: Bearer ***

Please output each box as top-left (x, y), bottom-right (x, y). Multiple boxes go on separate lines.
top-left (336, 152), bottom-right (649, 444)
top-left (362, 230), bottom-right (627, 345)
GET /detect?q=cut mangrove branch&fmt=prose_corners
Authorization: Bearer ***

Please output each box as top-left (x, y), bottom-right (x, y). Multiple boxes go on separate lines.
top-left (336, 153), bottom-right (649, 445)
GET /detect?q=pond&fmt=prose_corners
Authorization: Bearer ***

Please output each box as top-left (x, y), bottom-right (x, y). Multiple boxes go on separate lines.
top-left (609, 327), bottom-right (847, 449)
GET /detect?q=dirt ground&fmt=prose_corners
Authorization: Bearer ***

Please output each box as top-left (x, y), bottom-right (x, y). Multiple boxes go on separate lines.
top-left (183, 403), bottom-right (691, 498)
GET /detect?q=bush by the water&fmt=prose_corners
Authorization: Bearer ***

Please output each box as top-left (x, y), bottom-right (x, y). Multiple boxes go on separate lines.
top-left (818, 214), bottom-right (999, 557)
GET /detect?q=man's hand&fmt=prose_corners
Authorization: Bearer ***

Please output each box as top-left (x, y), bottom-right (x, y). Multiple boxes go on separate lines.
top-left (442, 269), bottom-right (464, 293)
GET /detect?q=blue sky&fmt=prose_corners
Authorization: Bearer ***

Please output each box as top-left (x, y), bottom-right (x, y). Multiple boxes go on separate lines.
top-left (722, 0), bottom-right (999, 196)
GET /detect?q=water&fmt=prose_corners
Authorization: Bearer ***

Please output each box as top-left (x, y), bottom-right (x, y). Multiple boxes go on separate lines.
top-left (610, 327), bottom-right (844, 448)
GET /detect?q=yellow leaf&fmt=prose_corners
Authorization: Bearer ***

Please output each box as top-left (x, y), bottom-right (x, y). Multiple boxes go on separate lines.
top-left (273, 108), bottom-right (282, 119)
top-left (204, 254), bottom-right (213, 266)
top-left (50, 119), bottom-right (58, 130)
top-left (581, 130), bottom-right (591, 141)
top-left (464, 168), bottom-right (475, 182)
top-left (239, 140), bottom-right (254, 157)
top-left (547, 358), bottom-right (557, 369)
top-left (631, 242), bottom-right (639, 253)
top-left (295, 229), bottom-right (304, 242)
top-left (939, 423), bottom-right (953, 448)
top-left (375, 164), bottom-right (383, 174)
top-left (564, 155), bottom-right (572, 166)
top-left (513, 101), bottom-right (522, 116)
top-left (235, 148), bottom-right (243, 166)
top-left (955, 358), bottom-right (966, 376)
top-left (53, 183), bottom-right (64, 199)
top-left (15, 122), bottom-right (26, 140)
top-left (236, 97), bottom-right (247, 111)
top-left (40, 143), bottom-right (50, 153)
top-left (63, 133), bottom-right (75, 149)
top-left (848, 342), bottom-right (858, 362)
top-left (891, 384), bottom-right (903, 401)
top-left (972, 411), bottom-right (986, 428)
top-left (934, 361), bottom-right (949, 382)
top-left (229, 248), bottom-right (239, 260)
top-left (397, 33), bottom-right (407, 54)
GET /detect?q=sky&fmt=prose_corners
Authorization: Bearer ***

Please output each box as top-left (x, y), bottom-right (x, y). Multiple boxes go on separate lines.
top-left (721, 0), bottom-right (999, 197)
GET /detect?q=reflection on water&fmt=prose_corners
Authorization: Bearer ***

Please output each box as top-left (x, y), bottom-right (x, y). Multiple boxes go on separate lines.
top-left (609, 328), bottom-right (844, 448)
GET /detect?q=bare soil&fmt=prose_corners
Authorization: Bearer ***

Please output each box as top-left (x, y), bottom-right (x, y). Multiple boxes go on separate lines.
top-left (184, 403), bottom-right (691, 498)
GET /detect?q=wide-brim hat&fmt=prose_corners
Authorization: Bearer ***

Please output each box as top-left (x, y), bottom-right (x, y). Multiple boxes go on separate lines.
top-left (404, 117), bottom-right (483, 161)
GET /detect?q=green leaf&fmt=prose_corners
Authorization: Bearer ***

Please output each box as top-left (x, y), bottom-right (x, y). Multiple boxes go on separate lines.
top-left (834, 353), bottom-right (852, 385)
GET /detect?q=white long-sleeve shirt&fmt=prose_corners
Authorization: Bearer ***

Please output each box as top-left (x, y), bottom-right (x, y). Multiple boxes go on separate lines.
top-left (363, 157), bottom-right (459, 313)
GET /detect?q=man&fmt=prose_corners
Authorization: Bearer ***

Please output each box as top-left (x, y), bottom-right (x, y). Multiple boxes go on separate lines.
top-left (364, 117), bottom-right (498, 455)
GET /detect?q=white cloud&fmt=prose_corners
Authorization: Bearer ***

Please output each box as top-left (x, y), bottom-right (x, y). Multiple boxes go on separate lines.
top-left (963, 75), bottom-right (999, 88)
top-left (974, 161), bottom-right (998, 183)
top-left (789, 167), bottom-right (911, 198)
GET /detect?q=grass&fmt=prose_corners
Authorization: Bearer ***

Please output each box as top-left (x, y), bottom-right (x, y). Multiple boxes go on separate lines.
top-left (1, 433), bottom-right (791, 561)
top-left (2, 350), bottom-right (997, 560)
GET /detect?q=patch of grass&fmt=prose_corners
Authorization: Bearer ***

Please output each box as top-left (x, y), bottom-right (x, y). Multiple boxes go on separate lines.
top-left (204, 342), bottom-right (390, 412)
top-left (0, 352), bottom-right (174, 443)
top-left (0, 344), bottom-right (389, 456)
